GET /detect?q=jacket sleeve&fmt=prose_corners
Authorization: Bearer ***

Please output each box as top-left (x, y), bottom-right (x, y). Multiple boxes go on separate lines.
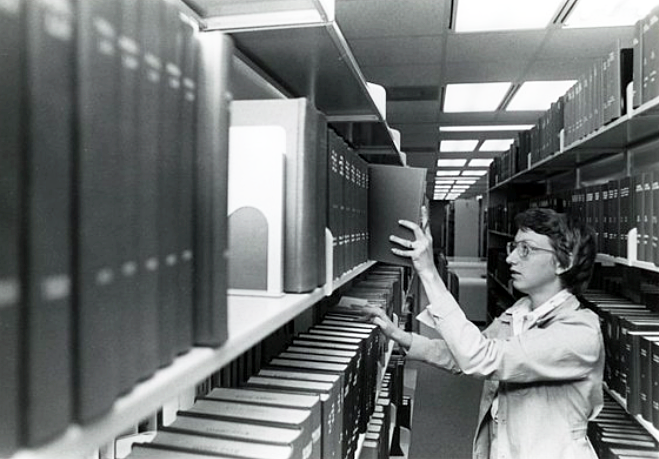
top-left (422, 290), bottom-right (603, 382)
top-left (405, 333), bottom-right (462, 374)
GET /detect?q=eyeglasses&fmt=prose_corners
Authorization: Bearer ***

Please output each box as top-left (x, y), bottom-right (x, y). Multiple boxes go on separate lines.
top-left (506, 241), bottom-right (555, 259)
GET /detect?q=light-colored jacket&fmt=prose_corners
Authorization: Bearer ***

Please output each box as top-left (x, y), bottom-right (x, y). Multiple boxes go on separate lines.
top-left (406, 293), bottom-right (605, 459)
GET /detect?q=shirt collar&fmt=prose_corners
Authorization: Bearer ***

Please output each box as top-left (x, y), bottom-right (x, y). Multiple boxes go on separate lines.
top-left (510, 289), bottom-right (573, 335)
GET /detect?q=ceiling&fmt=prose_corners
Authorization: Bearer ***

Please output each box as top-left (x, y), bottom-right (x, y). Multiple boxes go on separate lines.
top-left (334, 0), bottom-right (636, 199)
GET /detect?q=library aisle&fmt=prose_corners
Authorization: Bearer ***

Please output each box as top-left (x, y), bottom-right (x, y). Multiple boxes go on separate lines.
top-left (407, 361), bottom-right (482, 458)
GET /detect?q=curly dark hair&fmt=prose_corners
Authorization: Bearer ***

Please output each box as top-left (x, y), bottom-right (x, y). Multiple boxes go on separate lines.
top-left (514, 208), bottom-right (597, 294)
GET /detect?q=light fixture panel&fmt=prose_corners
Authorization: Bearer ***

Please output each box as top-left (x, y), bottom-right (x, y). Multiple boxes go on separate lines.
top-left (506, 80), bottom-right (576, 111)
top-left (439, 139), bottom-right (479, 152)
top-left (454, 0), bottom-right (564, 32)
top-left (440, 124), bottom-right (534, 132)
top-left (563, 0), bottom-right (658, 28)
top-left (479, 139), bottom-right (514, 151)
top-left (437, 158), bottom-right (468, 167)
top-left (443, 83), bottom-right (511, 113)
top-left (468, 158), bottom-right (494, 167)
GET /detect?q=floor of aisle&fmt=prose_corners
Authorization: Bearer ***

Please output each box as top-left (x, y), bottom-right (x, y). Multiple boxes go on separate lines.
top-left (406, 360), bottom-right (483, 459)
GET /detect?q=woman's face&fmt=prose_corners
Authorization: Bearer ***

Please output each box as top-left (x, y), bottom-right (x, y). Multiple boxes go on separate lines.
top-left (506, 229), bottom-right (561, 295)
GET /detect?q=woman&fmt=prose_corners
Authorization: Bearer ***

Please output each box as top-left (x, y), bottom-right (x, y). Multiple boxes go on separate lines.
top-left (361, 207), bottom-right (604, 459)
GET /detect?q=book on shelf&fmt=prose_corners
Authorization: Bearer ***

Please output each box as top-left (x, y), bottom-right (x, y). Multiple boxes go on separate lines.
top-left (367, 164), bottom-right (427, 267)
top-left (22, 0), bottom-right (76, 446)
top-left (134, 0), bottom-right (162, 376)
top-left (651, 340), bottom-right (659, 428)
top-left (653, 171), bottom-right (659, 266)
top-left (193, 30), bottom-right (232, 346)
top-left (184, 398), bottom-right (314, 453)
top-left (642, 5), bottom-right (659, 104)
top-left (202, 387), bottom-right (321, 459)
top-left (75, 0), bottom-right (123, 423)
top-left (174, 6), bottom-right (198, 358)
top-left (264, 357), bottom-right (356, 459)
top-left (0, 0), bottom-right (23, 454)
top-left (643, 172), bottom-right (654, 264)
top-left (619, 176), bottom-right (633, 259)
top-left (639, 335), bottom-right (659, 423)
top-left (166, 415), bottom-right (307, 459)
top-left (116, 0), bottom-right (142, 399)
top-left (603, 40), bottom-right (633, 124)
top-left (633, 19), bottom-right (643, 109)
top-left (144, 429), bottom-right (296, 459)
top-left (246, 372), bottom-right (342, 459)
top-left (128, 443), bottom-right (240, 459)
top-left (229, 98), bottom-right (328, 294)
top-left (157, 0), bottom-right (188, 367)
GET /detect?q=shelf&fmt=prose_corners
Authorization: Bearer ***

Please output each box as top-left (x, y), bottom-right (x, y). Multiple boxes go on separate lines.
top-left (596, 254), bottom-right (659, 274)
top-left (603, 384), bottom-right (659, 443)
top-left (182, 0), bottom-right (402, 163)
top-left (489, 95), bottom-right (659, 192)
top-left (11, 261), bottom-right (376, 459)
top-left (488, 230), bottom-right (514, 238)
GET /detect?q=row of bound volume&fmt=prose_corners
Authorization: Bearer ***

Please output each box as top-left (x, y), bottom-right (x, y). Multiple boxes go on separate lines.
top-left (124, 264), bottom-right (404, 459)
top-left (0, 0), bottom-right (232, 454)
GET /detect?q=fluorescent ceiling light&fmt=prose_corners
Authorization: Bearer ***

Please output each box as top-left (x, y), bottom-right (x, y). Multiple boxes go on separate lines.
top-left (506, 80), bottom-right (576, 111)
top-left (564, 0), bottom-right (658, 28)
top-left (443, 83), bottom-right (511, 113)
top-left (435, 170), bottom-right (462, 176)
top-left (204, 0), bottom-right (335, 31)
top-left (455, 179), bottom-right (478, 184)
top-left (440, 125), bottom-right (534, 132)
top-left (435, 179), bottom-right (456, 185)
top-left (461, 169), bottom-right (489, 176)
top-left (468, 158), bottom-right (494, 167)
top-left (454, 0), bottom-right (564, 32)
top-left (452, 185), bottom-right (471, 190)
top-left (437, 159), bottom-right (468, 167)
top-left (439, 139), bottom-right (479, 152)
top-left (479, 139), bottom-right (514, 151)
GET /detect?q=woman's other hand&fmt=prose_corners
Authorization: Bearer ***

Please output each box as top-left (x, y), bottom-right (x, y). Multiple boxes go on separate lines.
top-left (390, 206), bottom-right (435, 275)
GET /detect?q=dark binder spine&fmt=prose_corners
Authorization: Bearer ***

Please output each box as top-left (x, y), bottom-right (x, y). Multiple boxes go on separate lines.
top-left (157, 0), bottom-right (184, 365)
top-left (116, 0), bottom-right (141, 393)
top-left (284, 100), bottom-right (322, 293)
top-left (175, 11), bottom-right (197, 355)
top-left (619, 176), bottom-right (632, 259)
top-left (23, 0), bottom-right (75, 444)
top-left (653, 171), bottom-right (659, 266)
top-left (643, 172), bottom-right (653, 263)
top-left (193, 31), bottom-right (232, 346)
top-left (0, 0), bottom-right (24, 453)
top-left (75, 0), bottom-right (122, 422)
top-left (634, 174), bottom-right (645, 262)
top-left (134, 0), bottom-right (161, 381)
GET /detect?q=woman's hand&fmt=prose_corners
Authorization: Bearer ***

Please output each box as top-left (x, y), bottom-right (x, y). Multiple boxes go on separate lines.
top-left (358, 305), bottom-right (412, 349)
top-left (390, 206), bottom-right (435, 276)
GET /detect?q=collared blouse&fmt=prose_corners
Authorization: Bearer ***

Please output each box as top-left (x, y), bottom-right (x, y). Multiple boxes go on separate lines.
top-left (406, 291), bottom-right (605, 459)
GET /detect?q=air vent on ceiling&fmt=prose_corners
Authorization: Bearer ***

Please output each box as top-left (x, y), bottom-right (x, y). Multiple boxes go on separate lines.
top-left (387, 86), bottom-right (440, 102)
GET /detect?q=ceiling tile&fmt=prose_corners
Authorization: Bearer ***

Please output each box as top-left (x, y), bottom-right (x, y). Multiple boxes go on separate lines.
top-left (442, 60), bottom-right (528, 84)
top-left (336, 0), bottom-right (449, 38)
top-left (535, 26), bottom-right (634, 60)
top-left (445, 31), bottom-right (546, 63)
top-left (387, 101), bottom-right (440, 124)
top-left (347, 36), bottom-right (445, 66)
top-left (359, 64), bottom-right (444, 88)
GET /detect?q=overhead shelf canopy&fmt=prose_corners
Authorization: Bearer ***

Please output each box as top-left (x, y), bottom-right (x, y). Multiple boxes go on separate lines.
top-left (183, 0), bottom-right (403, 164)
